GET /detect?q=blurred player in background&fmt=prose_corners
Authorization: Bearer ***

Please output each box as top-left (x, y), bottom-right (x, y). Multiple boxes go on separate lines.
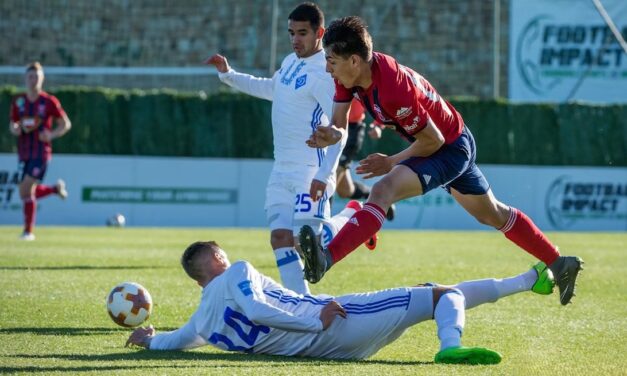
top-left (336, 97), bottom-right (395, 222)
top-left (125, 240), bottom-right (555, 364)
top-left (9, 62), bottom-right (71, 241)
top-left (204, 3), bottom-right (345, 294)
top-left (300, 16), bottom-right (583, 306)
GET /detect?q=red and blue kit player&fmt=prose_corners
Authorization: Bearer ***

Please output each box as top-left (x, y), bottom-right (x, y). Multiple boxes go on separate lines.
top-left (9, 62), bottom-right (72, 241)
top-left (300, 16), bottom-right (583, 306)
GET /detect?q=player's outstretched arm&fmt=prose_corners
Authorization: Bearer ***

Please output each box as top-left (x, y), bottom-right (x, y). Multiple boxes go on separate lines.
top-left (204, 54), bottom-right (231, 73)
top-left (204, 53), bottom-right (274, 101)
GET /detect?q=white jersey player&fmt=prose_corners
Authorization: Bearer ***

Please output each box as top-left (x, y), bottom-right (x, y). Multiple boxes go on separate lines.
top-left (126, 241), bottom-right (556, 364)
top-left (205, 3), bottom-right (345, 295)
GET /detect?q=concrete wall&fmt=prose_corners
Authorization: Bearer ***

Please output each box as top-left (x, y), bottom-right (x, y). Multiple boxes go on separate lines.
top-left (0, 0), bottom-right (508, 97)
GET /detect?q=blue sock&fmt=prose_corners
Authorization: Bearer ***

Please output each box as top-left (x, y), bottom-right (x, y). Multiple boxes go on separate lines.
top-left (274, 247), bottom-right (309, 294)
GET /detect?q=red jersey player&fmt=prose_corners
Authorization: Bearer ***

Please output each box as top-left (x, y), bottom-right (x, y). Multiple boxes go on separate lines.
top-left (9, 62), bottom-right (72, 241)
top-left (299, 16), bottom-right (583, 306)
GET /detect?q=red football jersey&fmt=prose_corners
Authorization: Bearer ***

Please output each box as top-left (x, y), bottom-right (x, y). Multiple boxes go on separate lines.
top-left (334, 52), bottom-right (464, 144)
top-left (348, 97), bottom-right (366, 123)
top-left (10, 92), bottom-right (65, 161)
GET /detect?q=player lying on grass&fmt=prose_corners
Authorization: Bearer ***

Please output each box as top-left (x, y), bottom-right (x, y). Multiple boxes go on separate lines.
top-left (125, 240), bottom-right (555, 364)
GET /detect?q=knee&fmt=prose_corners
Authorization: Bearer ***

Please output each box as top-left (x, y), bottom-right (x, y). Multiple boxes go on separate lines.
top-left (336, 184), bottom-right (351, 198)
top-left (270, 230), bottom-right (293, 249)
top-left (432, 287), bottom-right (463, 309)
top-left (19, 184), bottom-right (34, 200)
top-left (473, 206), bottom-right (510, 228)
top-left (369, 180), bottom-right (393, 205)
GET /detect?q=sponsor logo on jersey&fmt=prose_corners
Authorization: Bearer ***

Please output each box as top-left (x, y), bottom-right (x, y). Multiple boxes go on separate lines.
top-left (295, 74), bottom-right (307, 89)
top-left (403, 116), bottom-right (421, 132)
top-left (396, 107), bottom-right (412, 119)
top-left (238, 280), bottom-right (253, 296)
top-left (349, 217), bottom-right (359, 226)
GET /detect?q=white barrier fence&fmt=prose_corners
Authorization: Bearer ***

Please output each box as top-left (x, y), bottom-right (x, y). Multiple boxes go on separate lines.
top-left (1, 154), bottom-right (625, 231)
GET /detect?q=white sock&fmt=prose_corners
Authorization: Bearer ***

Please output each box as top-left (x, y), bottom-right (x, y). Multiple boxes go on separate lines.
top-left (274, 247), bottom-right (309, 294)
top-left (434, 289), bottom-right (465, 351)
top-left (453, 269), bottom-right (537, 310)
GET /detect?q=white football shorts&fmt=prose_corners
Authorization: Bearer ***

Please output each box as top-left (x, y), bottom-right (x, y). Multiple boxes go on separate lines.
top-left (265, 162), bottom-right (335, 232)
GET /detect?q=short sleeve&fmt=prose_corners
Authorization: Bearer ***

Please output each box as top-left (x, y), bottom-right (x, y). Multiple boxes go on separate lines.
top-left (10, 97), bottom-right (20, 122)
top-left (388, 93), bottom-right (429, 136)
top-left (48, 95), bottom-right (65, 118)
top-left (333, 79), bottom-right (353, 103)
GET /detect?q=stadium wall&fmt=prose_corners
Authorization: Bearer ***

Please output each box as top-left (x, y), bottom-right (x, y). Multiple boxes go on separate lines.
top-left (1, 86), bottom-right (625, 166)
top-left (0, 154), bottom-right (625, 231)
top-left (0, 0), bottom-right (508, 97)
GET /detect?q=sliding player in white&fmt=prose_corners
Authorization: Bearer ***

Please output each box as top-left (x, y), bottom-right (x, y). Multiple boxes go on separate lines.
top-left (205, 3), bottom-right (345, 294)
top-left (126, 241), bottom-right (556, 364)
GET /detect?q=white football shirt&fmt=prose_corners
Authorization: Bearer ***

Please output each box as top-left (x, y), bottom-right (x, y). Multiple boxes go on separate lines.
top-left (218, 50), bottom-right (343, 185)
top-left (149, 261), bottom-right (433, 359)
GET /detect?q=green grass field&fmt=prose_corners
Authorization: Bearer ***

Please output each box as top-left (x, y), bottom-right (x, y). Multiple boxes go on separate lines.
top-left (1, 226), bottom-right (625, 375)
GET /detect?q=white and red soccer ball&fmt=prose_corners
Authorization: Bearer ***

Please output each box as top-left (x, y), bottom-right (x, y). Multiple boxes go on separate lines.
top-left (107, 282), bottom-right (152, 327)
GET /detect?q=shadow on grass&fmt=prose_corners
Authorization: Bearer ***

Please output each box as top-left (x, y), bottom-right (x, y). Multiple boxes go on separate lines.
top-left (0, 327), bottom-right (178, 336)
top-left (0, 265), bottom-right (171, 270)
top-left (0, 365), bottom-right (207, 373)
top-left (9, 351), bottom-right (433, 366)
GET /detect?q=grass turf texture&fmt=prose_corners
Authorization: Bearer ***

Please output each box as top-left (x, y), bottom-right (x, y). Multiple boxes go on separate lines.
top-left (0, 226), bottom-right (625, 375)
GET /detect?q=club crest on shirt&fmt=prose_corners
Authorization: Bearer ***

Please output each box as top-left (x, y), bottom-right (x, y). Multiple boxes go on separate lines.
top-left (16, 97), bottom-right (25, 110)
top-left (238, 280), bottom-right (253, 296)
top-left (295, 74), bottom-right (307, 90)
top-left (396, 107), bottom-right (412, 119)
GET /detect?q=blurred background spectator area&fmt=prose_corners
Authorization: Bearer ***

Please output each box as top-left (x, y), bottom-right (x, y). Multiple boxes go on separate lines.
top-left (0, 0), bottom-right (506, 97)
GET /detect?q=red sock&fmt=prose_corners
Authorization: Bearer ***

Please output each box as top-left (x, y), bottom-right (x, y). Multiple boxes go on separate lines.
top-left (500, 207), bottom-right (560, 265)
top-left (23, 198), bottom-right (36, 233)
top-left (328, 203), bottom-right (386, 263)
top-left (35, 184), bottom-right (56, 199)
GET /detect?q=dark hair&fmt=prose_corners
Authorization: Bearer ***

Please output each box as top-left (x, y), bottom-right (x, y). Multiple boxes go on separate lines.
top-left (288, 2), bottom-right (324, 31)
top-left (323, 16), bottom-right (372, 61)
top-left (181, 241), bottom-right (221, 281)
top-left (26, 61), bottom-right (43, 73)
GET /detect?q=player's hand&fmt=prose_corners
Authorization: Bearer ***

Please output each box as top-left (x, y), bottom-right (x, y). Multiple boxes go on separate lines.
top-left (367, 123), bottom-right (382, 140)
top-left (320, 301), bottom-right (347, 330)
top-left (9, 123), bottom-right (21, 136)
top-left (355, 153), bottom-right (393, 179)
top-left (203, 54), bottom-right (231, 73)
top-left (125, 325), bottom-right (155, 348)
top-left (309, 179), bottom-right (327, 202)
top-left (38, 129), bottom-right (53, 143)
top-left (306, 126), bottom-right (341, 148)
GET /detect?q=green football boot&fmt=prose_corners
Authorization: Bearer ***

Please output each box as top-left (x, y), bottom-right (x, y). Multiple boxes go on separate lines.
top-left (531, 262), bottom-right (555, 295)
top-left (434, 346), bottom-right (502, 365)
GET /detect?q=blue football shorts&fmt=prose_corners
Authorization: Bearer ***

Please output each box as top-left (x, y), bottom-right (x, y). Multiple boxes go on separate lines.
top-left (399, 126), bottom-right (490, 195)
top-left (20, 159), bottom-right (48, 181)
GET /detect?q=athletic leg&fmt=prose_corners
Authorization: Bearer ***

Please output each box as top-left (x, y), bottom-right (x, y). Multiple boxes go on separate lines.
top-left (452, 187), bottom-right (582, 305)
top-left (266, 167), bottom-right (309, 294)
top-left (300, 164), bottom-right (421, 283)
top-left (19, 174), bottom-right (38, 239)
top-left (432, 287), bottom-right (502, 364)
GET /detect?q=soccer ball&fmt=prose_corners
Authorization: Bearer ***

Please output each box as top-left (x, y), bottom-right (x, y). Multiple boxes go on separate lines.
top-left (106, 282), bottom-right (152, 327)
top-left (106, 213), bottom-right (126, 227)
